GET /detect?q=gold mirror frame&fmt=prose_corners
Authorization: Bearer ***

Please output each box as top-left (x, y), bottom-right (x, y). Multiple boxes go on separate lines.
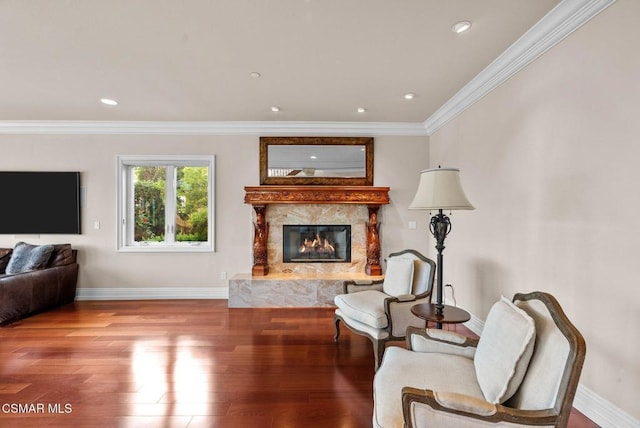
top-left (260, 136), bottom-right (373, 186)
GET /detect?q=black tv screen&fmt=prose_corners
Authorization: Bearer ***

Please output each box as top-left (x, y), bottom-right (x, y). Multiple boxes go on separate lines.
top-left (0, 172), bottom-right (81, 234)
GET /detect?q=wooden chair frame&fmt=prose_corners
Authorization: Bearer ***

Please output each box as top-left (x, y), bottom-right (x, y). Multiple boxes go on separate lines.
top-left (334, 249), bottom-right (436, 370)
top-left (401, 291), bottom-right (586, 428)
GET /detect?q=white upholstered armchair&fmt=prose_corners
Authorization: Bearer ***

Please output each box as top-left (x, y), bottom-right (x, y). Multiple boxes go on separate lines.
top-left (373, 291), bottom-right (586, 428)
top-left (333, 249), bottom-right (436, 370)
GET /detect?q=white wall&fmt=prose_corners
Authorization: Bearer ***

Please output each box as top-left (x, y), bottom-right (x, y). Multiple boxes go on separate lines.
top-left (429, 0), bottom-right (639, 421)
top-left (376, 136), bottom-right (433, 257)
top-left (0, 134), bottom-right (429, 294)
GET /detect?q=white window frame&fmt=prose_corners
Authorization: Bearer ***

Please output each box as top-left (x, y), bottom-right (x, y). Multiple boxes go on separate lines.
top-left (116, 155), bottom-right (215, 252)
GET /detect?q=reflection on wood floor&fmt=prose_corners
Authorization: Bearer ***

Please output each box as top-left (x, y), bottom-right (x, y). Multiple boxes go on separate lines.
top-left (0, 300), bottom-right (597, 427)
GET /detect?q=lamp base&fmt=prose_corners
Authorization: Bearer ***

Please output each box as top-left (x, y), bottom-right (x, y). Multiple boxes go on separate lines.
top-left (430, 209), bottom-right (451, 329)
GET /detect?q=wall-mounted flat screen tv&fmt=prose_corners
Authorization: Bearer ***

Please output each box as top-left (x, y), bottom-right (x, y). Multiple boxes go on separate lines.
top-left (0, 172), bottom-right (81, 234)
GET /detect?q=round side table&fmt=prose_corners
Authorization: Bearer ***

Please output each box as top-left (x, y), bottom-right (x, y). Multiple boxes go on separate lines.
top-left (411, 303), bottom-right (471, 329)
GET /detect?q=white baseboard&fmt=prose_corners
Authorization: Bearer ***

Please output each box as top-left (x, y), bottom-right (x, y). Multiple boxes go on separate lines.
top-left (76, 287), bottom-right (229, 300)
top-left (464, 313), bottom-right (639, 428)
top-left (573, 383), bottom-right (639, 428)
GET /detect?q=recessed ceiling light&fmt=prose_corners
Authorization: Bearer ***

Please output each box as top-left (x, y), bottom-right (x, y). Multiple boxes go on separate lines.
top-left (357, 107), bottom-right (366, 113)
top-left (100, 98), bottom-right (118, 106)
top-left (452, 21), bottom-right (472, 33)
top-left (404, 93), bottom-right (415, 100)
top-left (249, 71), bottom-right (261, 78)
top-left (310, 155), bottom-right (317, 160)
top-left (271, 106), bottom-right (280, 112)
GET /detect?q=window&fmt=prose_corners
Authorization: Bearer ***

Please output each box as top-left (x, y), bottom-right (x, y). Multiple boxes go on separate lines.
top-left (117, 155), bottom-right (214, 252)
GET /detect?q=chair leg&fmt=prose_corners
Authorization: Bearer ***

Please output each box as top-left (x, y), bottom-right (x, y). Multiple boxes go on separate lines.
top-left (373, 339), bottom-right (386, 371)
top-left (333, 317), bottom-right (341, 342)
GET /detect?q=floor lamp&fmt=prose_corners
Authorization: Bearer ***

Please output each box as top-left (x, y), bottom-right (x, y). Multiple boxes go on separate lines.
top-left (409, 167), bottom-right (474, 327)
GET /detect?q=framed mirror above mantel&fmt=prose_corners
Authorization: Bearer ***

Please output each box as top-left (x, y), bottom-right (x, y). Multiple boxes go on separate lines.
top-left (260, 136), bottom-right (373, 186)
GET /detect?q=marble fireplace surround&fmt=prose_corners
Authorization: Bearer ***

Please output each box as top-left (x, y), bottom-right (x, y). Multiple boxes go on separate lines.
top-left (231, 185), bottom-right (389, 307)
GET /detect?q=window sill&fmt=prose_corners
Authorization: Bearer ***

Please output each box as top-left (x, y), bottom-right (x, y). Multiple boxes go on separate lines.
top-left (117, 244), bottom-right (214, 253)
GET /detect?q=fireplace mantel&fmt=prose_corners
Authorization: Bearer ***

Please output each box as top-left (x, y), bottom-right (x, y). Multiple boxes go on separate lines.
top-left (244, 185), bottom-right (390, 205)
top-left (244, 186), bottom-right (390, 276)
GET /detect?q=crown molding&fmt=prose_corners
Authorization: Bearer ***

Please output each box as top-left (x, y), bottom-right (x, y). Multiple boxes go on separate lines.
top-left (0, 120), bottom-right (428, 136)
top-left (423, 0), bottom-right (616, 135)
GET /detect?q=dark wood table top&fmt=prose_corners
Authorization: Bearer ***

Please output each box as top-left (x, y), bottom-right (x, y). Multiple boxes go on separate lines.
top-left (411, 303), bottom-right (471, 324)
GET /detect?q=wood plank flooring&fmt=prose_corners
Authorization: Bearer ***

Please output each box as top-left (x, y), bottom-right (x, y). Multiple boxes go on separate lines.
top-left (0, 300), bottom-right (598, 427)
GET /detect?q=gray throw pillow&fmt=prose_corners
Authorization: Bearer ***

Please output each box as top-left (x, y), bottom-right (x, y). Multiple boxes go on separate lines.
top-left (5, 242), bottom-right (55, 275)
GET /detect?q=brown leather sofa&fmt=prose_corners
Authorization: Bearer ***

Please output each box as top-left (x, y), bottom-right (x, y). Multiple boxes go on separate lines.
top-left (0, 244), bottom-right (79, 325)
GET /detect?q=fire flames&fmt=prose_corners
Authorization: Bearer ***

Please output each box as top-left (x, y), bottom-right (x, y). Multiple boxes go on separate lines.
top-left (298, 233), bottom-right (336, 257)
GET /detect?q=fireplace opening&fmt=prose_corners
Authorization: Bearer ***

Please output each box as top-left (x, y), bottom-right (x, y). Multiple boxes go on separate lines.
top-left (283, 225), bottom-right (351, 263)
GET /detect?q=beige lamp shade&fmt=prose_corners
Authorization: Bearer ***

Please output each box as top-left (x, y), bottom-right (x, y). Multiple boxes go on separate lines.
top-left (409, 168), bottom-right (474, 210)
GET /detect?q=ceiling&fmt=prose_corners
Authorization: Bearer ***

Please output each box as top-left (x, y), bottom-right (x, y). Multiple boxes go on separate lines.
top-left (1, 0), bottom-right (561, 124)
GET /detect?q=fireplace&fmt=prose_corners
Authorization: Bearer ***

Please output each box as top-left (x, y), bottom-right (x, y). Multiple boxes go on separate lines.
top-left (283, 225), bottom-right (351, 263)
top-left (244, 185), bottom-right (389, 275)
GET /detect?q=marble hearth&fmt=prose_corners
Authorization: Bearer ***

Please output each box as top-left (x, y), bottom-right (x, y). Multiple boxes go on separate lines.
top-left (228, 272), bottom-right (383, 308)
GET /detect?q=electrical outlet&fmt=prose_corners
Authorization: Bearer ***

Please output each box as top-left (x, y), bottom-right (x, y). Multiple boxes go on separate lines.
top-left (221, 271), bottom-right (227, 280)
top-left (93, 221), bottom-right (101, 230)
top-left (408, 221), bottom-right (417, 230)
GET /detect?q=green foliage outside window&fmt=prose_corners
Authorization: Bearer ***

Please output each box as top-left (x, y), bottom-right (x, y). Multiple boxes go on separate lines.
top-left (176, 166), bottom-right (208, 241)
top-left (134, 166), bottom-right (208, 242)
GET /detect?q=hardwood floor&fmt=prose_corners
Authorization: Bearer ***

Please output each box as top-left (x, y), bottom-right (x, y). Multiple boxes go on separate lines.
top-left (0, 300), bottom-right (597, 427)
